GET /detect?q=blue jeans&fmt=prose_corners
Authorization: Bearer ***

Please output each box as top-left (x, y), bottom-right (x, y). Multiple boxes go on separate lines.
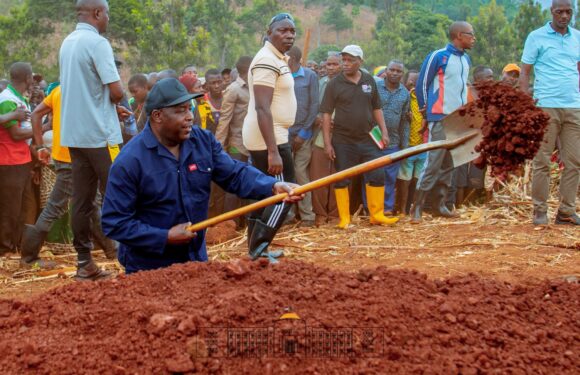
top-left (36, 161), bottom-right (73, 232)
top-left (34, 160), bottom-right (108, 244)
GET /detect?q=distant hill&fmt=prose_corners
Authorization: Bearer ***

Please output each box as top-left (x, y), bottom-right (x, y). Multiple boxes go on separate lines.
top-left (289, 2), bottom-right (376, 50)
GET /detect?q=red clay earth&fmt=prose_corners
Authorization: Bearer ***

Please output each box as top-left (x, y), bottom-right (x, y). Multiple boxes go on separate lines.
top-left (205, 220), bottom-right (238, 245)
top-left (462, 82), bottom-right (550, 177)
top-left (0, 260), bottom-right (577, 374)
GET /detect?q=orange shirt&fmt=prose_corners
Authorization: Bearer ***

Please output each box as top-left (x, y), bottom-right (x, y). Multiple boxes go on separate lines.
top-left (43, 86), bottom-right (71, 163)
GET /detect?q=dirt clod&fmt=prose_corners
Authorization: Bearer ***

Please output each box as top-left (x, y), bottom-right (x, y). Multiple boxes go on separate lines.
top-left (205, 220), bottom-right (238, 245)
top-left (165, 355), bottom-right (195, 373)
top-left (224, 259), bottom-right (249, 279)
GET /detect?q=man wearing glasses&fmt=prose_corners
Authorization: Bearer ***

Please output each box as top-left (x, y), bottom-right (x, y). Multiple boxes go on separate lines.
top-left (242, 13), bottom-right (298, 260)
top-left (411, 21), bottom-right (475, 224)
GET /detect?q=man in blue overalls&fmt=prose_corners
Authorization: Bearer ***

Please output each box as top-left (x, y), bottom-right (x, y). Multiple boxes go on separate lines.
top-left (102, 78), bottom-right (302, 274)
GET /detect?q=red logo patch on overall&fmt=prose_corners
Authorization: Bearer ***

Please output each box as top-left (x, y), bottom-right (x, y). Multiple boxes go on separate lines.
top-left (188, 164), bottom-right (198, 172)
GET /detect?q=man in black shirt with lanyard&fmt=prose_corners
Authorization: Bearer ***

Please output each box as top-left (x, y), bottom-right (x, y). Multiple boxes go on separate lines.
top-left (320, 45), bottom-right (399, 229)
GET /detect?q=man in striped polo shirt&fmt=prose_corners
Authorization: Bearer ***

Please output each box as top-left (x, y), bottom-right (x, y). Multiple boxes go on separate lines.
top-left (242, 13), bottom-right (298, 261)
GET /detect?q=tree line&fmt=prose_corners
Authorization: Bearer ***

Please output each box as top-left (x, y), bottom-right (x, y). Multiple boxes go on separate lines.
top-left (315, 0), bottom-right (552, 75)
top-left (0, 0), bottom-right (568, 81)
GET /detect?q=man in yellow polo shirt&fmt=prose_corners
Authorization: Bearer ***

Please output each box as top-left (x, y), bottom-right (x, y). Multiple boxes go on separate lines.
top-left (20, 84), bottom-right (116, 268)
top-left (242, 13), bottom-right (298, 259)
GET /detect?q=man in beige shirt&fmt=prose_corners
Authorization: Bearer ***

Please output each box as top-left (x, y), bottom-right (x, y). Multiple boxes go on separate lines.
top-left (242, 13), bottom-right (298, 261)
top-left (216, 55), bottom-right (252, 228)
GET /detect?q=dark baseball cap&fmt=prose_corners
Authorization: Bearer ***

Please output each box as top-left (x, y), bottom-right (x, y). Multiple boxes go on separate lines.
top-left (145, 78), bottom-right (203, 115)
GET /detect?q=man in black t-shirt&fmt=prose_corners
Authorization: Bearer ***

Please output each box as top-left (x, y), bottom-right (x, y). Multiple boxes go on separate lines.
top-left (320, 45), bottom-right (399, 229)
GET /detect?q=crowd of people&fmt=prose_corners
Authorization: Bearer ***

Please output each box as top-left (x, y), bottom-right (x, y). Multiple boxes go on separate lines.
top-left (0, 0), bottom-right (577, 280)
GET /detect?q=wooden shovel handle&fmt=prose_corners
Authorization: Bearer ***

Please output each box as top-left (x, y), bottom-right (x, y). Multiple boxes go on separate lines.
top-left (186, 133), bottom-right (477, 233)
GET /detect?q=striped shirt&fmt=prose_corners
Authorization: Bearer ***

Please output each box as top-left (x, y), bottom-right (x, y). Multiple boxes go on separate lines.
top-left (416, 43), bottom-right (471, 122)
top-left (242, 41), bottom-right (297, 151)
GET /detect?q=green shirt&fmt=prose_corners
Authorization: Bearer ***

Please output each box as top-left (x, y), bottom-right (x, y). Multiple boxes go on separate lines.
top-left (0, 84), bottom-right (28, 128)
top-left (0, 84), bottom-right (32, 165)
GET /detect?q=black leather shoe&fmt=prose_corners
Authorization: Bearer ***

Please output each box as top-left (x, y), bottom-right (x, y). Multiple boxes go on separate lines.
top-left (75, 261), bottom-right (112, 281)
top-left (554, 211), bottom-right (579, 225)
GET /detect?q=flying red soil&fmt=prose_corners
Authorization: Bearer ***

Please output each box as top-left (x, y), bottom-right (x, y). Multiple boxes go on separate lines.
top-left (462, 82), bottom-right (550, 177)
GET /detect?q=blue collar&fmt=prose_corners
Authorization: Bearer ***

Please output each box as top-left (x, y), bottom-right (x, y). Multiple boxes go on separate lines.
top-left (446, 43), bottom-right (465, 56)
top-left (142, 122), bottom-right (195, 163)
top-left (76, 23), bottom-right (99, 34)
top-left (292, 66), bottom-right (305, 78)
top-left (545, 21), bottom-right (571, 36)
top-left (142, 122), bottom-right (159, 149)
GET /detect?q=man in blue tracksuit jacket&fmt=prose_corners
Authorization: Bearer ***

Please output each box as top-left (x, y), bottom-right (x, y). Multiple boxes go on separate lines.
top-left (101, 78), bottom-right (302, 274)
top-left (411, 21), bottom-right (475, 223)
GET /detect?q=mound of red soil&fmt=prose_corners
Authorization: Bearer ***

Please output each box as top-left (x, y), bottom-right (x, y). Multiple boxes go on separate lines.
top-left (205, 220), bottom-right (238, 245)
top-left (464, 82), bottom-right (550, 177)
top-left (0, 260), bottom-right (577, 374)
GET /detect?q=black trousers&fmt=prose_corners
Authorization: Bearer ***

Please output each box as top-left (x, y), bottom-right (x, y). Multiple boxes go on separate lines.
top-left (69, 147), bottom-right (114, 256)
top-left (0, 162), bottom-right (32, 253)
top-left (248, 143), bottom-right (295, 230)
top-left (332, 140), bottom-right (385, 188)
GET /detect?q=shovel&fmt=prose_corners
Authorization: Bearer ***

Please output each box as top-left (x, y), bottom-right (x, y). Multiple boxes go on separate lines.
top-left (187, 106), bottom-right (484, 233)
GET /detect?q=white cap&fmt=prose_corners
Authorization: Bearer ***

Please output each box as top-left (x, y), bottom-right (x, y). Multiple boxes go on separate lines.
top-left (341, 45), bottom-right (364, 59)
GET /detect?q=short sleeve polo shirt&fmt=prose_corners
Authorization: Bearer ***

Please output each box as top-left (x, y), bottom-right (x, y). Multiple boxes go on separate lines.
top-left (242, 41), bottom-right (297, 151)
top-left (59, 23), bottom-right (122, 148)
top-left (320, 70), bottom-right (382, 144)
top-left (521, 22), bottom-right (580, 108)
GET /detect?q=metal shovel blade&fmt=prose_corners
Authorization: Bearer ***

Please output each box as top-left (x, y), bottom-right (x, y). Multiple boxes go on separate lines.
top-left (442, 104), bottom-right (484, 168)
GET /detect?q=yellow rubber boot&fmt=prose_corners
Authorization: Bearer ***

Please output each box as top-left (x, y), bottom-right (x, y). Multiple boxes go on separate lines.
top-left (366, 184), bottom-right (399, 226)
top-left (334, 187), bottom-right (351, 229)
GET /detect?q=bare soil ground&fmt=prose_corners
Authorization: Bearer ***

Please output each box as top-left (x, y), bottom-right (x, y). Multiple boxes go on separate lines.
top-left (1, 209), bottom-right (577, 301)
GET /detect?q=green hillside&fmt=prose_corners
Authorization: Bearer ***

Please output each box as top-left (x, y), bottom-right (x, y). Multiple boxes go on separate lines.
top-left (0, 0), bottom-right (557, 80)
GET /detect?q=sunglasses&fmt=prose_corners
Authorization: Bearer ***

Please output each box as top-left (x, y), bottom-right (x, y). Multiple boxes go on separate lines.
top-left (461, 32), bottom-right (475, 38)
top-left (269, 13), bottom-right (294, 26)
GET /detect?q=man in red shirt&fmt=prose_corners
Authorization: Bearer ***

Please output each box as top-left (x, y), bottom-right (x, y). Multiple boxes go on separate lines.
top-left (0, 62), bottom-right (34, 255)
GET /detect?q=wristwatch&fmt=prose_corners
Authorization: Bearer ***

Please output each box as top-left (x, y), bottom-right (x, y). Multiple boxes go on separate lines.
top-left (34, 144), bottom-right (48, 151)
